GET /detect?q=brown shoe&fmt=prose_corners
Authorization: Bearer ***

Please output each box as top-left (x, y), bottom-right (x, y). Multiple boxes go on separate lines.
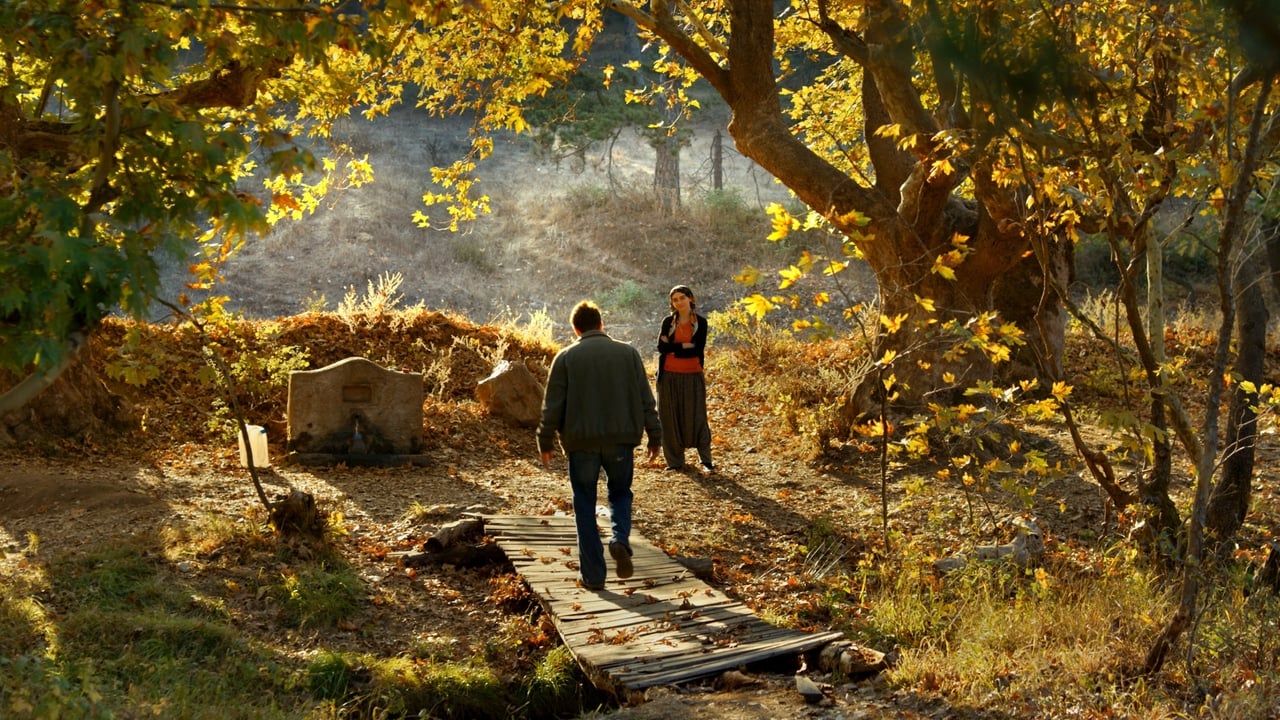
top-left (609, 541), bottom-right (634, 579)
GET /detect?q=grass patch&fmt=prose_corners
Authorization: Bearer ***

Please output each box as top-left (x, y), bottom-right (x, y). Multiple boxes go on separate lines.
top-left (160, 509), bottom-right (276, 563)
top-left (0, 655), bottom-right (114, 720)
top-left (51, 537), bottom-right (187, 613)
top-left (61, 610), bottom-right (245, 662)
top-left (599, 279), bottom-right (647, 313)
top-left (522, 645), bottom-right (595, 717)
top-left (271, 561), bottom-right (365, 630)
top-left (8, 535), bottom-right (314, 718)
top-left (849, 550), bottom-right (1175, 714)
top-left (308, 652), bottom-right (506, 718)
top-left (452, 234), bottom-right (497, 272)
top-left (306, 645), bottom-right (602, 719)
top-left (0, 567), bottom-right (51, 658)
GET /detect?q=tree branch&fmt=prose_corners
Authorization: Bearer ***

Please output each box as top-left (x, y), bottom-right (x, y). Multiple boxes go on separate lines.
top-left (136, 0), bottom-right (326, 14)
top-left (4, 58), bottom-right (288, 176)
top-left (0, 333), bottom-right (87, 418)
top-left (608, 0), bottom-right (730, 97)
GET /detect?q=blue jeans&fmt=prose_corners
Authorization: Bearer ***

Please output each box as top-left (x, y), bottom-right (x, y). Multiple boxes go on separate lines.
top-left (567, 445), bottom-right (634, 586)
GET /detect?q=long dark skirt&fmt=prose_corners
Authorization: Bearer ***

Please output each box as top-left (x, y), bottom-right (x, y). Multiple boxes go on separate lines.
top-left (658, 371), bottom-right (713, 469)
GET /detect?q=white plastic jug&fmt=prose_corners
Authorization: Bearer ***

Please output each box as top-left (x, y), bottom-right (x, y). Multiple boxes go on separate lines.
top-left (237, 424), bottom-right (270, 468)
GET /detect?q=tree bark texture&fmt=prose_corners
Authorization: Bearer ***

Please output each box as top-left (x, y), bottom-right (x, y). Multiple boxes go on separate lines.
top-left (1206, 243), bottom-right (1269, 550)
top-left (654, 132), bottom-right (681, 214)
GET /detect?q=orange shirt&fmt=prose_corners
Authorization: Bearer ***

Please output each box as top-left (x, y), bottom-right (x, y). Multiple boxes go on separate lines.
top-left (664, 321), bottom-right (703, 373)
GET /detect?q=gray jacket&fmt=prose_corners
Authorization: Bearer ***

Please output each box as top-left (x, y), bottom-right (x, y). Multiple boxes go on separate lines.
top-left (537, 330), bottom-right (661, 454)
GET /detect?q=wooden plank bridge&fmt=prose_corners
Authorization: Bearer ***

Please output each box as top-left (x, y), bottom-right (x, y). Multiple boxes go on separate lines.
top-left (480, 515), bottom-right (845, 697)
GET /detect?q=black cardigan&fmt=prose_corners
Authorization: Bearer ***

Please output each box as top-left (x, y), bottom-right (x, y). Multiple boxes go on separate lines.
top-left (656, 313), bottom-right (708, 380)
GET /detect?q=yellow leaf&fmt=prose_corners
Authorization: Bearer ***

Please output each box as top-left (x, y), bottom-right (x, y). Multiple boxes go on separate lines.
top-left (735, 266), bottom-right (761, 286)
top-left (874, 123), bottom-right (903, 139)
top-left (766, 203), bottom-right (795, 241)
top-left (741, 294), bottom-right (776, 319)
top-left (778, 265), bottom-right (804, 289)
top-left (880, 313), bottom-right (908, 333)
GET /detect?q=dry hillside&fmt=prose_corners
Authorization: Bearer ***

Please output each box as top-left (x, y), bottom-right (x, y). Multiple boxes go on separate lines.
top-left (191, 103), bottom-right (873, 347)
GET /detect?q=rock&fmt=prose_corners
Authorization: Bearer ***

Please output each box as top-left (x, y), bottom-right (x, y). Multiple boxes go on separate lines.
top-left (476, 360), bottom-right (544, 427)
top-left (932, 516), bottom-right (1046, 575)
top-left (715, 669), bottom-right (759, 690)
top-left (795, 674), bottom-right (825, 703)
top-left (819, 640), bottom-right (888, 676)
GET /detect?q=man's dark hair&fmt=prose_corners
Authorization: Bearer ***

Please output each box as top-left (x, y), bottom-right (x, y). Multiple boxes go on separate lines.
top-left (571, 301), bottom-right (603, 333)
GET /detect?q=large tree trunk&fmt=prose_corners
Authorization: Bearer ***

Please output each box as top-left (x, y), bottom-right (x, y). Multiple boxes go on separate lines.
top-left (623, 0), bottom-right (1059, 415)
top-left (992, 235), bottom-right (1072, 384)
top-left (653, 77), bottom-right (682, 214)
top-left (654, 132), bottom-right (680, 214)
top-left (1206, 242), bottom-right (1269, 550)
top-left (730, 2), bottom-right (1047, 414)
top-left (1139, 226), bottom-right (1179, 553)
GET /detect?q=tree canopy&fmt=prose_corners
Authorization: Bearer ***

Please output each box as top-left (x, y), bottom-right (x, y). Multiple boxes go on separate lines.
top-left (0, 0), bottom-right (589, 412)
top-left (5, 0), bottom-right (1276, 401)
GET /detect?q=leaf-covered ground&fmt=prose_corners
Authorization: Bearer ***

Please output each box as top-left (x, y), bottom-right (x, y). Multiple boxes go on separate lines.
top-left (13, 307), bottom-right (1276, 718)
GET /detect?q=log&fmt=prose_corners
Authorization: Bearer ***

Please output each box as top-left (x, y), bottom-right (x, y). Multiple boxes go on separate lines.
top-left (425, 518), bottom-right (483, 552)
top-left (397, 542), bottom-right (506, 569)
top-left (674, 555), bottom-right (715, 581)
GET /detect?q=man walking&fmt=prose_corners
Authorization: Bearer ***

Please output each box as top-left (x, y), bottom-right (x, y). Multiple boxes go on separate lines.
top-left (537, 301), bottom-right (662, 590)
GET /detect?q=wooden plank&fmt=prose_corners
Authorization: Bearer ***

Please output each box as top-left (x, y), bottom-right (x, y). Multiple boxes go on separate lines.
top-left (480, 515), bottom-right (843, 695)
top-left (608, 632), bottom-right (846, 687)
top-left (556, 596), bottom-right (745, 624)
top-left (570, 619), bottom-right (817, 667)
top-left (556, 603), bottom-right (758, 639)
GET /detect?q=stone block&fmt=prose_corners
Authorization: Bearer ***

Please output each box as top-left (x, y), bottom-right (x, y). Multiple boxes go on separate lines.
top-left (287, 357), bottom-right (422, 455)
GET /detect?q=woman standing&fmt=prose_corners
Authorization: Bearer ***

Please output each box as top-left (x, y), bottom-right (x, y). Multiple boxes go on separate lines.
top-left (656, 285), bottom-right (714, 473)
